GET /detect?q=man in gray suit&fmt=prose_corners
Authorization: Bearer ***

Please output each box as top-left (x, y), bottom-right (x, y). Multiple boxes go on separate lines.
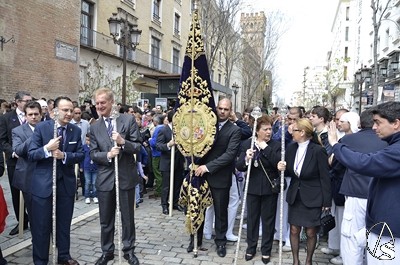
top-left (12, 101), bottom-right (43, 220)
top-left (90, 88), bottom-right (142, 265)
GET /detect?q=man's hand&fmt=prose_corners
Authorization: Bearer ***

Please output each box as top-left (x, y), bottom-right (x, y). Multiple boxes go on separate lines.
top-left (195, 165), bottom-right (208, 177)
top-left (167, 139), bottom-right (175, 148)
top-left (277, 161), bottom-right (286, 171)
top-left (107, 146), bottom-right (120, 159)
top-left (51, 149), bottom-right (65, 160)
top-left (45, 136), bottom-right (62, 151)
top-left (111, 131), bottom-right (125, 146)
top-left (328, 121), bottom-right (339, 146)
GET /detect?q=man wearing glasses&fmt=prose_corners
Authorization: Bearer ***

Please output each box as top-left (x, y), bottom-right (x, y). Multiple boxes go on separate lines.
top-left (0, 91), bottom-right (32, 236)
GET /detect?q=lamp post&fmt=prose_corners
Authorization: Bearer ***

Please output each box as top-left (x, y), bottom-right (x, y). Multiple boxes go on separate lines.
top-left (355, 66), bottom-right (371, 115)
top-left (108, 12), bottom-right (142, 105)
top-left (232, 82), bottom-right (239, 112)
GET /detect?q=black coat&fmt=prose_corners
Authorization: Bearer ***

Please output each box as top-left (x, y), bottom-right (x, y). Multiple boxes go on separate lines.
top-left (285, 141), bottom-right (332, 208)
top-left (236, 138), bottom-right (281, 195)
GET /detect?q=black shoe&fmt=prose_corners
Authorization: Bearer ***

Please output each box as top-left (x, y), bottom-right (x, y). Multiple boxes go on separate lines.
top-left (245, 253), bottom-right (255, 261)
top-left (173, 205), bottom-right (184, 212)
top-left (216, 245), bottom-right (226, 257)
top-left (95, 254), bottom-right (114, 265)
top-left (162, 206), bottom-right (169, 215)
top-left (123, 253), bottom-right (139, 265)
top-left (9, 223), bottom-right (28, 236)
top-left (261, 256), bottom-right (270, 264)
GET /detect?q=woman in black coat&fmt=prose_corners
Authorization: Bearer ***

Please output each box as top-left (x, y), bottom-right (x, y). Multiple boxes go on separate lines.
top-left (278, 118), bottom-right (331, 265)
top-left (237, 115), bottom-right (281, 264)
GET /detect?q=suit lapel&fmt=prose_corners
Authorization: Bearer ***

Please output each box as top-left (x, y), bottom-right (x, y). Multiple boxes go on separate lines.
top-left (301, 143), bottom-right (314, 175)
top-left (22, 124), bottom-right (33, 139)
top-left (116, 115), bottom-right (125, 134)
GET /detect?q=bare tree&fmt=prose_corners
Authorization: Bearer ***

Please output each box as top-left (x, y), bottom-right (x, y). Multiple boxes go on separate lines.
top-left (371, 0), bottom-right (392, 106)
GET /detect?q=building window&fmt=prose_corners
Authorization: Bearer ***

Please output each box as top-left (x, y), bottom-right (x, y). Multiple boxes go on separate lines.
top-left (344, 47), bottom-right (348, 59)
top-left (153, 0), bottom-right (161, 21)
top-left (218, 73), bottom-right (221, 83)
top-left (151, 37), bottom-right (161, 69)
top-left (174, 13), bottom-right (180, 35)
top-left (210, 70), bottom-right (214, 81)
top-left (346, 6), bottom-right (350, 21)
top-left (172, 48), bottom-right (180, 73)
top-left (345, 26), bottom-right (349, 41)
top-left (81, 0), bottom-right (94, 46)
top-left (343, 66), bottom-right (348, 81)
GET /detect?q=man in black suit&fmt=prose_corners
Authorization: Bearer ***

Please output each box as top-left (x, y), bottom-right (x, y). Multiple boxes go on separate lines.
top-left (156, 110), bottom-right (184, 215)
top-left (0, 91), bottom-right (32, 236)
top-left (12, 101), bottom-right (43, 220)
top-left (195, 98), bottom-right (242, 257)
top-left (90, 88), bottom-right (142, 265)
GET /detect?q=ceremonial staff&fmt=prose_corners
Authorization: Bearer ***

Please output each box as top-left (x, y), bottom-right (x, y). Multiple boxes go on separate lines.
top-left (234, 107), bottom-right (262, 265)
top-left (277, 111), bottom-right (287, 265)
top-left (52, 108), bottom-right (59, 265)
top-left (168, 134), bottom-right (175, 217)
top-left (110, 106), bottom-right (122, 264)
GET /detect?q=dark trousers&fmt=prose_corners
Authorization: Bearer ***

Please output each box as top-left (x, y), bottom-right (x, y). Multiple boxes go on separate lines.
top-left (246, 193), bottom-right (278, 256)
top-left (161, 170), bottom-right (184, 208)
top-left (7, 163), bottom-right (29, 225)
top-left (31, 181), bottom-right (75, 265)
top-left (97, 187), bottom-right (136, 255)
top-left (0, 247), bottom-right (7, 265)
top-left (209, 186), bottom-right (230, 247)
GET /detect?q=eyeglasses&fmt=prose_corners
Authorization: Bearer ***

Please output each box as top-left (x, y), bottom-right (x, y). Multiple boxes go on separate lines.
top-left (292, 129), bottom-right (302, 132)
top-left (19, 99), bottom-right (32, 103)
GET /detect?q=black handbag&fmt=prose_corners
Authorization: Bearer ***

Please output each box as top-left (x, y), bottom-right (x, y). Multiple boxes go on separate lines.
top-left (319, 210), bottom-right (336, 236)
top-left (259, 159), bottom-right (287, 194)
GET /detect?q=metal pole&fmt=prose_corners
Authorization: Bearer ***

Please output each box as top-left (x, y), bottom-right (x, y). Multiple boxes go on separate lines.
top-left (358, 82), bottom-right (362, 115)
top-left (122, 23), bottom-right (128, 105)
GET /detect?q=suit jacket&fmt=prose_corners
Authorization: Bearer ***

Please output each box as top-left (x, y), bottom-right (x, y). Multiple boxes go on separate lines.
top-left (28, 120), bottom-right (84, 198)
top-left (0, 110), bottom-right (22, 166)
top-left (12, 123), bottom-right (36, 193)
top-left (0, 145), bottom-right (4, 177)
top-left (199, 121), bottom-right (241, 189)
top-left (155, 124), bottom-right (184, 172)
top-left (90, 114), bottom-right (142, 191)
top-left (236, 138), bottom-right (281, 195)
top-left (285, 140), bottom-right (332, 208)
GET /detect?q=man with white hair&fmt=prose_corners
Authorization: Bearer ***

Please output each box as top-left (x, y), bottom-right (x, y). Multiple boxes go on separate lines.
top-left (36, 99), bottom-right (50, 121)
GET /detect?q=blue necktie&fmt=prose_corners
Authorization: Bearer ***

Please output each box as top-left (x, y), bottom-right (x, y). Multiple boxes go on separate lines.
top-left (57, 127), bottom-right (65, 151)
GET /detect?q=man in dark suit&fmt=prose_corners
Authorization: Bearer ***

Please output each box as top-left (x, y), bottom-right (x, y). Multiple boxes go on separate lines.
top-left (195, 98), bottom-right (242, 257)
top-left (28, 96), bottom-right (84, 265)
top-left (0, 91), bottom-right (32, 236)
top-left (12, 101), bottom-right (43, 220)
top-left (90, 88), bottom-right (142, 265)
top-left (156, 110), bottom-right (184, 215)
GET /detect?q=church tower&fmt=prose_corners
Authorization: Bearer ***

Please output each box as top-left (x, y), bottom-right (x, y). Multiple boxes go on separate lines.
top-left (240, 11), bottom-right (266, 58)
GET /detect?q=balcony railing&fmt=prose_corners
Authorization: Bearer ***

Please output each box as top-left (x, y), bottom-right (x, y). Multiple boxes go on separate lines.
top-left (80, 26), bottom-right (181, 74)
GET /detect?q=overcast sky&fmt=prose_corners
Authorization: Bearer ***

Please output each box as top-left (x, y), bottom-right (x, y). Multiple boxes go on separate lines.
top-left (241, 0), bottom-right (338, 105)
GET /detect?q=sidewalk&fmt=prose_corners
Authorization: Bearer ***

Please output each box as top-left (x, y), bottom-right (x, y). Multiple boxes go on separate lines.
top-left (0, 175), bottom-right (334, 264)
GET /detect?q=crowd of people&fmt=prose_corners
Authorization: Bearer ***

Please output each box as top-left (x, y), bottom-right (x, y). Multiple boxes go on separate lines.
top-left (1, 90), bottom-right (400, 265)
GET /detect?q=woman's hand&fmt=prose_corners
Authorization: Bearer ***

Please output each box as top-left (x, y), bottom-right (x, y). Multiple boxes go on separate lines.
top-left (245, 149), bottom-right (254, 163)
top-left (277, 161), bottom-right (286, 171)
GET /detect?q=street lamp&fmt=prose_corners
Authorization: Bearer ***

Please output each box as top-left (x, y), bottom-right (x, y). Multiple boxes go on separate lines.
top-left (355, 66), bottom-right (371, 115)
top-left (108, 12), bottom-right (142, 105)
top-left (232, 82), bottom-right (239, 112)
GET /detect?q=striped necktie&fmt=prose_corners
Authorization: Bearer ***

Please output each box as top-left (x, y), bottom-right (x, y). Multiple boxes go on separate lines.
top-left (57, 127), bottom-right (66, 151)
top-left (106, 118), bottom-right (113, 137)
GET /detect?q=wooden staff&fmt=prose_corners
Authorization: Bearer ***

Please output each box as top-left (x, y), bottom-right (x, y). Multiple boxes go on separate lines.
top-left (234, 107), bottom-right (262, 265)
top-left (109, 106), bottom-right (122, 264)
top-left (277, 111), bottom-right (287, 265)
top-left (168, 134), bottom-right (175, 217)
top-left (52, 108), bottom-right (59, 265)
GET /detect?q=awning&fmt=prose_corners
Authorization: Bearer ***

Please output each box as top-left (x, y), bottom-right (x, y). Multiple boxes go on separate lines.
top-left (132, 76), bottom-right (158, 93)
top-left (211, 81), bottom-right (232, 95)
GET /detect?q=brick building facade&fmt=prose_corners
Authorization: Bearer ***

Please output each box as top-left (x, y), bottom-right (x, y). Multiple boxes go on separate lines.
top-left (0, 1), bottom-right (80, 101)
